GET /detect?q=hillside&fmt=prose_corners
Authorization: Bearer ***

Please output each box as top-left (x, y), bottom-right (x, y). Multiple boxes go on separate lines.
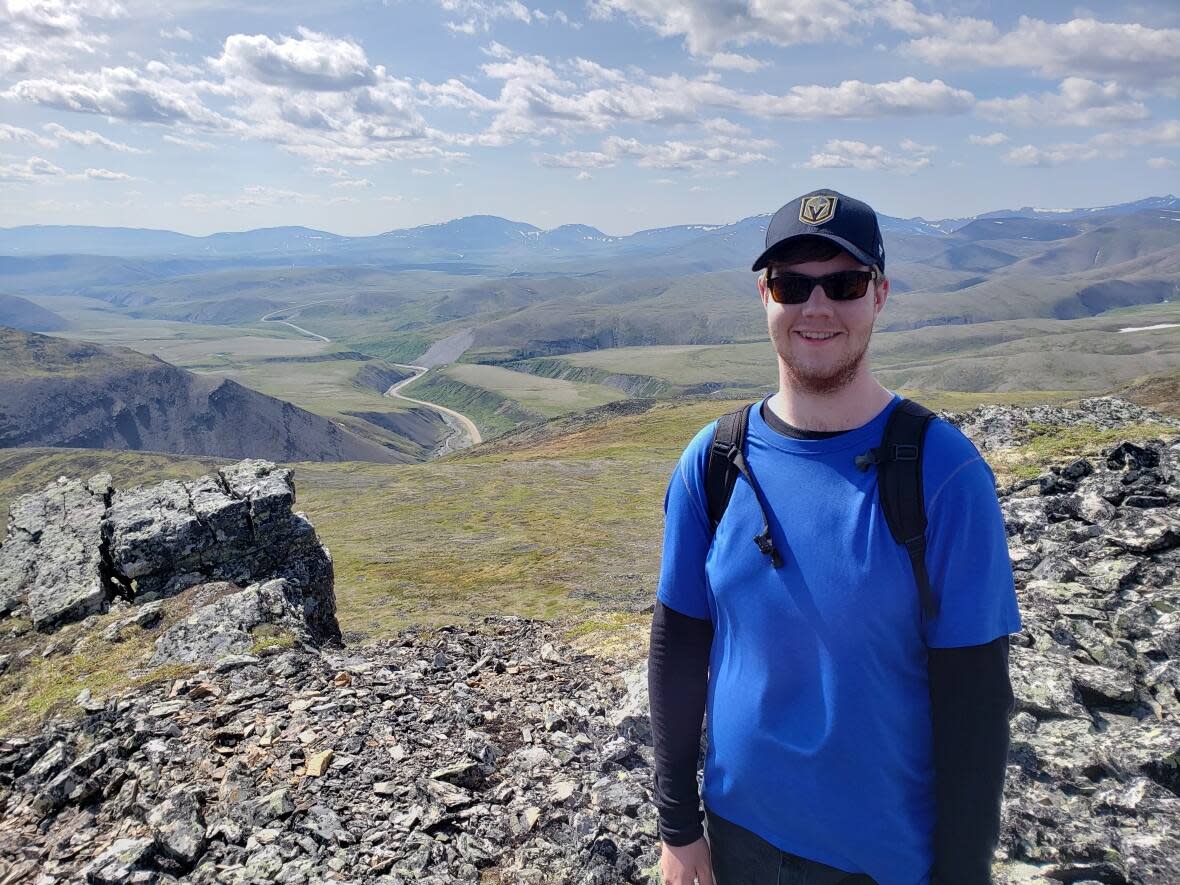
top-left (0, 328), bottom-right (413, 463)
top-left (0, 294), bottom-right (68, 333)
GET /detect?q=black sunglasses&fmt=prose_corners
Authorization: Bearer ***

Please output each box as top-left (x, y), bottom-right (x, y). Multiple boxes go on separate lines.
top-left (766, 268), bottom-right (880, 305)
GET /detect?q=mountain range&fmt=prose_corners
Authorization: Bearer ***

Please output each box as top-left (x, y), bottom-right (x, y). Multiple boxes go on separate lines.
top-left (3, 196), bottom-right (1176, 266)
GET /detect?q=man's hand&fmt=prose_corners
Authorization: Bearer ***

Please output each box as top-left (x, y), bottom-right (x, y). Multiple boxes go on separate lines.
top-left (660, 837), bottom-right (714, 885)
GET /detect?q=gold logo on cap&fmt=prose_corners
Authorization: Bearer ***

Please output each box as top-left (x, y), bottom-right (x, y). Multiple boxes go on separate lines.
top-left (800, 195), bottom-right (837, 225)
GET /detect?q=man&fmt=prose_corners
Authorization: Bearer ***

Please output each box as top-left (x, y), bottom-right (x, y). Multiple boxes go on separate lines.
top-left (649, 189), bottom-right (1021, 885)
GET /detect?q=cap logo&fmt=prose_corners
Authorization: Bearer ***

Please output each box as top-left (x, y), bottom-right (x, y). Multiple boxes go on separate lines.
top-left (799, 195), bottom-right (837, 225)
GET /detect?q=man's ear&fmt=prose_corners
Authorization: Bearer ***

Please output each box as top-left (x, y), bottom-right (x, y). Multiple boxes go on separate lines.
top-left (874, 275), bottom-right (890, 314)
top-left (757, 273), bottom-right (769, 308)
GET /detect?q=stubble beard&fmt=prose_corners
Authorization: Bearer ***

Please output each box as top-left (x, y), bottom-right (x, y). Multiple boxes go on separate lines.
top-left (777, 328), bottom-right (873, 396)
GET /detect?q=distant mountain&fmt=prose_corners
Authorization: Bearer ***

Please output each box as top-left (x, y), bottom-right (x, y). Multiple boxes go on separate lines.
top-left (0, 327), bottom-right (406, 463)
top-left (0, 294), bottom-right (68, 332)
top-left (975, 195), bottom-right (1180, 222)
top-left (0, 225), bottom-right (346, 258)
top-left (2, 196), bottom-right (1174, 276)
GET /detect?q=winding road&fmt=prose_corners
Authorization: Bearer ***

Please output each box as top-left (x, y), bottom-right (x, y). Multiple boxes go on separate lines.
top-left (258, 304), bottom-right (482, 454)
top-left (385, 364), bottom-right (483, 452)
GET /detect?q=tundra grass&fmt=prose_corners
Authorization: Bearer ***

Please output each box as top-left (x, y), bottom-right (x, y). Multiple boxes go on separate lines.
top-left (208, 357), bottom-right (417, 424)
top-left (441, 364), bottom-right (627, 418)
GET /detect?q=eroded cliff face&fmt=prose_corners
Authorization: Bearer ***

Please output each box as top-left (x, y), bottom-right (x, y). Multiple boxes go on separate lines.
top-left (0, 414), bottom-right (1178, 884)
top-left (0, 459), bottom-right (339, 650)
top-left (0, 327), bottom-right (406, 463)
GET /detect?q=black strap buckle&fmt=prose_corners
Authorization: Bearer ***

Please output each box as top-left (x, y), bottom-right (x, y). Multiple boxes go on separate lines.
top-left (893, 444), bottom-right (919, 462)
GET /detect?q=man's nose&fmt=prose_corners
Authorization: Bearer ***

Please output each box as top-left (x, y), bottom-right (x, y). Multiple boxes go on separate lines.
top-left (800, 284), bottom-right (834, 311)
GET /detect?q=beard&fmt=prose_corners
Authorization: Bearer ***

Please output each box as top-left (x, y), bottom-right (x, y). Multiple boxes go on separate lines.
top-left (776, 328), bottom-right (873, 395)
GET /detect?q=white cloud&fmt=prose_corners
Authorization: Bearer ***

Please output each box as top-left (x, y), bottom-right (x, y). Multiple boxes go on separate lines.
top-left (707, 52), bottom-right (765, 72)
top-left (312, 165), bottom-right (372, 188)
top-left (803, 140), bottom-right (931, 172)
top-left (428, 46), bottom-right (974, 147)
top-left (84, 166), bottom-right (132, 179)
top-left (968, 132), bottom-right (1008, 146)
top-left (541, 133), bottom-right (770, 171)
top-left (0, 0), bottom-right (124, 76)
top-left (756, 77), bottom-right (972, 118)
top-left (160, 26), bottom-right (193, 41)
top-left (978, 78), bottom-right (1149, 127)
top-left (899, 138), bottom-right (937, 153)
top-left (437, 0), bottom-right (532, 34)
top-left (588, 0), bottom-right (863, 54)
top-left (0, 123), bottom-right (55, 148)
top-left (1002, 142), bottom-right (1101, 167)
top-left (210, 28), bottom-right (377, 92)
top-left (5, 66), bottom-right (227, 127)
top-left (180, 185), bottom-right (325, 211)
top-left (575, 170), bottom-right (592, 181)
top-left (602, 135), bottom-right (768, 169)
top-left (588, 0), bottom-right (993, 55)
top-left (904, 16), bottom-right (1180, 85)
top-left (0, 155), bottom-right (67, 182)
top-left (43, 122), bottom-right (145, 152)
top-left (539, 149), bottom-right (617, 169)
top-left (1147, 156), bottom-right (1175, 169)
top-left (1096, 119), bottom-right (1180, 147)
top-left (162, 133), bottom-right (215, 150)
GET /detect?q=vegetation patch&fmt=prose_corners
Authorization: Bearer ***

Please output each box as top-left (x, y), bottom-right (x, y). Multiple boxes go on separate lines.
top-left (992, 422), bottom-right (1178, 483)
top-left (250, 624), bottom-right (298, 655)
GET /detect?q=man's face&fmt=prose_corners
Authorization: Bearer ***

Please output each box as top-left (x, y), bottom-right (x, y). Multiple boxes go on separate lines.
top-left (757, 248), bottom-right (889, 395)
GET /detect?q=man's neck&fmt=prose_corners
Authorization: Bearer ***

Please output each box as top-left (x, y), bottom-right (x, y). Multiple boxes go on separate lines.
top-left (769, 369), bottom-right (894, 432)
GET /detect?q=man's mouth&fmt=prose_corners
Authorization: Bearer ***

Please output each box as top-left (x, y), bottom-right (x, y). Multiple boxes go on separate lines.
top-left (795, 331), bottom-right (840, 341)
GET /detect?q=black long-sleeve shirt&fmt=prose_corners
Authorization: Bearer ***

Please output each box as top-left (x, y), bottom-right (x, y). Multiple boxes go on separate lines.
top-left (649, 401), bottom-right (1015, 883)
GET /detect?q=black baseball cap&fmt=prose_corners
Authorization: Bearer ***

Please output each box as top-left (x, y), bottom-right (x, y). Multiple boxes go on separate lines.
top-left (752, 189), bottom-right (885, 273)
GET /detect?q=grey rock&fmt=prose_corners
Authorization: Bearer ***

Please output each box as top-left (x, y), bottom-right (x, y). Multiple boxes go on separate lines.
top-left (1, 475), bottom-right (111, 629)
top-left (1072, 663), bottom-right (1136, 703)
top-left (148, 786), bottom-right (206, 867)
top-left (298, 804), bottom-right (352, 845)
top-left (78, 837), bottom-right (154, 884)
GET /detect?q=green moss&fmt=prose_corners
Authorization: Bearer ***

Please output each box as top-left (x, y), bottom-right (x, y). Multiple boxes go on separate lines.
top-left (250, 625), bottom-right (297, 654)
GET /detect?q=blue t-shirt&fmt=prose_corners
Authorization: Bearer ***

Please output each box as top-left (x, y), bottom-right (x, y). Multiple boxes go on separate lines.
top-left (656, 395), bottom-right (1021, 885)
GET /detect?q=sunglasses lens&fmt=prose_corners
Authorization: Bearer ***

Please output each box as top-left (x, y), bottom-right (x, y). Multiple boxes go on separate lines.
top-left (768, 276), bottom-right (811, 304)
top-left (828, 271), bottom-right (871, 301)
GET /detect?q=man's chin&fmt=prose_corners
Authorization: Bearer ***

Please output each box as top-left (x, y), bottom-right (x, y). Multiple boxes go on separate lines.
top-left (783, 356), bottom-right (863, 395)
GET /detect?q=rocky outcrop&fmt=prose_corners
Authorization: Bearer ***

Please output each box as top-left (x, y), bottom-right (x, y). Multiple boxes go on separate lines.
top-left (0, 473), bottom-right (111, 628)
top-left (0, 460), bottom-right (339, 649)
top-left (0, 619), bottom-right (657, 884)
top-left (945, 395), bottom-right (1179, 451)
top-left (995, 435), bottom-right (1180, 881)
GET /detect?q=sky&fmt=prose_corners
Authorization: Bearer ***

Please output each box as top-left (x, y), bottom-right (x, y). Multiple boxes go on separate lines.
top-left (0, 0), bottom-right (1178, 236)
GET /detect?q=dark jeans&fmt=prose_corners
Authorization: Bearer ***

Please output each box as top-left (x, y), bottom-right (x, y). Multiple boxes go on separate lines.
top-left (705, 807), bottom-right (877, 885)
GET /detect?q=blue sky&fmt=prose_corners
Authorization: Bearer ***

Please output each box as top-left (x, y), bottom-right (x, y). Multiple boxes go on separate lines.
top-left (1, 0), bottom-right (1177, 235)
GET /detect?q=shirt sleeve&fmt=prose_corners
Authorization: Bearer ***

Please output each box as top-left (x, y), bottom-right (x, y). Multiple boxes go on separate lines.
top-left (922, 422), bottom-right (1022, 649)
top-left (929, 637), bottom-right (1014, 884)
top-left (655, 424), bottom-right (716, 622)
top-left (649, 600), bottom-right (713, 846)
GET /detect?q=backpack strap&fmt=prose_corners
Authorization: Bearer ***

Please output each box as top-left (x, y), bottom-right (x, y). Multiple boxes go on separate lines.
top-left (855, 399), bottom-right (939, 622)
top-left (706, 404), bottom-right (783, 568)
